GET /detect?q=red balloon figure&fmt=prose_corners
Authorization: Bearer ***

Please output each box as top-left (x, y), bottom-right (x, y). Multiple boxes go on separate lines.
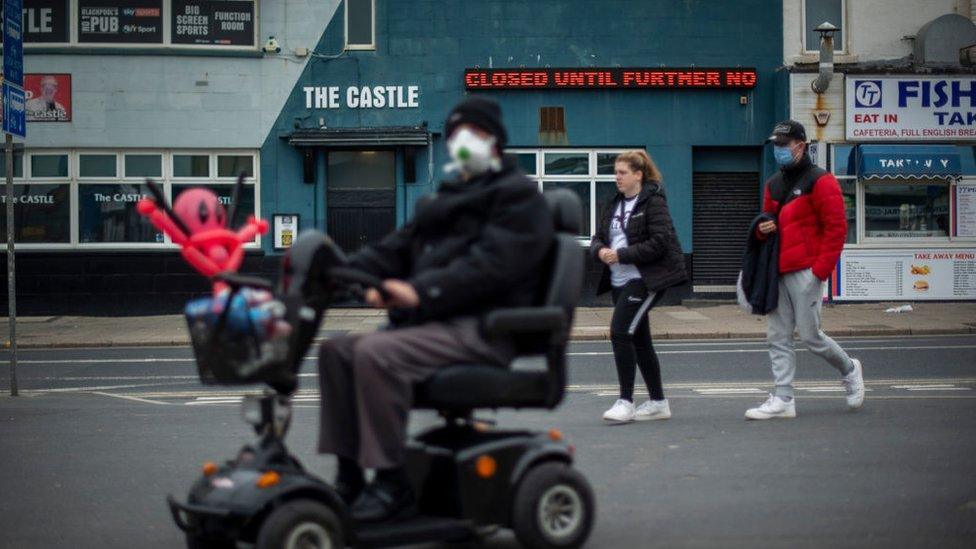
top-left (137, 176), bottom-right (268, 292)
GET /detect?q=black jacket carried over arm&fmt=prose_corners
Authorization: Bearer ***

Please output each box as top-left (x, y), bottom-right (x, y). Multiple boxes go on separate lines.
top-left (347, 155), bottom-right (555, 326)
top-left (737, 213), bottom-right (779, 315)
top-left (590, 183), bottom-right (687, 295)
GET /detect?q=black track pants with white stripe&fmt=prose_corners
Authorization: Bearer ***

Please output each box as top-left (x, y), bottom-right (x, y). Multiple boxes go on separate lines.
top-left (610, 279), bottom-right (667, 402)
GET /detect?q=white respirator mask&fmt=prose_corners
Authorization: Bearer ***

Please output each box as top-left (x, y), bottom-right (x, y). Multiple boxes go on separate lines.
top-left (446, 128), bottom-right (499, 177)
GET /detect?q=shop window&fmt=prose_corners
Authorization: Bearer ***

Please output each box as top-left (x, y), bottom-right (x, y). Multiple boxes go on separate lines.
top-left (218, 155), bottom-right (254, 178)
top-left (839, 178), bottom-right (857, 244)
top-left (803, 0), bottom-right (845, 53)
top-left (0, 184), bottom-right (71, 243)
top-left (79, 154), bottom-right (117, 178)
top-left (1, 152), bottom-right (24, 178)
top-left (78, 183), bottom-right (160, 243)
top-left (864, 183), bottom-right (950, 239)
top-left (345, 0), bottom-right (375, 50)
top-left (31, 154), bottom-right (69, 178)
top-left (173, 154), bottom-right (210, 178)
top-left (124, 154), bottom-right (162, 178)
top-left (544, 152), bottom-right (588, 176)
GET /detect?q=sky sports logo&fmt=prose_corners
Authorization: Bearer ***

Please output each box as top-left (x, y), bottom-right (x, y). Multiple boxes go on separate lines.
top-left (854, 80), bottom-right (882, 108)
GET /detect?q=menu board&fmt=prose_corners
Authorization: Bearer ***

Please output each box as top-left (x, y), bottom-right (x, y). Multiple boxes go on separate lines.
top-left (957, 184), bottom-right (976, 238)
top-left (835, 249), bottom-right (976, 301)
top-left (78, 0), bottom-right (163, 44)
top-left (172, 0), bottom-right (255, 46)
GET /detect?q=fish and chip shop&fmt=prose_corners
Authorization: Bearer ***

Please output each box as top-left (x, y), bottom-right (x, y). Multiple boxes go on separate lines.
top-left (828, 75), bottom-right (976, 301)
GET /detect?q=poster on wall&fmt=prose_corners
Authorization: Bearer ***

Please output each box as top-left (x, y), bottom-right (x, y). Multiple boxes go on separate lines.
top-left (833, 249), bottom-right (976, 301)
top-left (24, 73), bottom-right (70, 122)
top-left (171, 0), bottom-right (255, 46)
top-left (846, 76), bottom-right (976, 141)
top-left (956, 184), bottom-right (976, 238)
top-left (273, 214), bottom-right (298, 250)
top-left (78, 0), bottom-right (163, 44)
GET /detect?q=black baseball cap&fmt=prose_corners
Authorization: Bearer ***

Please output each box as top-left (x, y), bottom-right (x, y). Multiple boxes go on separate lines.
top-left (766, 120), bottom-right (807, 145)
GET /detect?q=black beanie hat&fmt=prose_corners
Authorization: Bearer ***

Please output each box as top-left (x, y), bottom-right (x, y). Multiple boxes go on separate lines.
top-left (444, 96), bottom-right (508, 148)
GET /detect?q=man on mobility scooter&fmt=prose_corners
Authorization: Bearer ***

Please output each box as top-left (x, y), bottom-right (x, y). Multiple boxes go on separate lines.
top-left (319, 96), bottom-right (555, 522)
top-left (163, 96), bottom-right (595, 549)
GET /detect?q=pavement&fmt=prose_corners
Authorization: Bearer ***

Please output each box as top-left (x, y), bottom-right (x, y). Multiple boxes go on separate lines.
top-left (2, 301), bottom-right (976, 348)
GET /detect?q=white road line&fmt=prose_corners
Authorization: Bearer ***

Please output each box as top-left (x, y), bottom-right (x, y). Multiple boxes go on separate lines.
top-left (568, 344), bottom-right (976, 356)
top-left (0, 358), bottom-right (195, 364)
top-left (695, 388), bottom-right (766, 394)
top-left (91, 391), bottom-right (173, 406)
top-left (22, 382), bottom-right (197, 394)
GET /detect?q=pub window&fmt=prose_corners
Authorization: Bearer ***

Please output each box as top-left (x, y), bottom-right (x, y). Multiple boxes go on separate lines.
top-left (803, 0), bottom-right (845, 53)
top-left (31, 153), bottom-right (69, 178)
top-left (509, 148), bottom-right (626, 241)
top-left (217, 155), bottom-right (254, 178)
top-left (345, 0), bottom-right (375, 50)
top-left (1, 152), bottom-right (25, 179)
top-left (173, 154), bottom-right (210, 178)
top-left (124, 154), bottom-right (163, 178)
top-left (79, 154), bottom-right (118, 178)
top-left (5, 149), bottom-right (260, 249)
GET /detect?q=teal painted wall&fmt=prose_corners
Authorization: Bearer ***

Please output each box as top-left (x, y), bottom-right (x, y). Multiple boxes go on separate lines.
top-left (260, 0), bottom-right (785, 254)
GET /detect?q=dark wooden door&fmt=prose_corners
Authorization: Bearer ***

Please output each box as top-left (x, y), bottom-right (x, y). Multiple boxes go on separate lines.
top-left (326, 150), bottom-right (396, 254)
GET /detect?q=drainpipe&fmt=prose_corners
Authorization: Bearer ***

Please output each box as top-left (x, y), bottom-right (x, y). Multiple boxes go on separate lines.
top-left (811, 22), bottom-right (839, 94)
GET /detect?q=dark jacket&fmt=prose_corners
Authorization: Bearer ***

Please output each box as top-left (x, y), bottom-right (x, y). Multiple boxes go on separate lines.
top-left (758, 154), bottom-right (847, 280)
top-left (348, 155), bottom-right (555, 325)
top-left (738, 213), bottom-right (779, 315)
top-left (590, 183), bottom-right (687, 295)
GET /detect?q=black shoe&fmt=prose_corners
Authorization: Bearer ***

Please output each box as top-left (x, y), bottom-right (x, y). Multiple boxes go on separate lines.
top-left (334, 477), bottom-right (365, 506)
top-left (351, 479), bottom-right (416, 523)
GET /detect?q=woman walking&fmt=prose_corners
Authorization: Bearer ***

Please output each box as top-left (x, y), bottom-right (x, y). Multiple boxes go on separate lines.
top-left (591, 150), bottom-right (687, 423)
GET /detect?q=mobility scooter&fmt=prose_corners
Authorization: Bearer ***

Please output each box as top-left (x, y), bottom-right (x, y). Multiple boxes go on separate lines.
top-left (162, 187), bottom-right (594, 549)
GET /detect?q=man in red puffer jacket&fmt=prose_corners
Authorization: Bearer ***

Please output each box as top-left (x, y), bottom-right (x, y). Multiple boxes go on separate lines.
top-left (744, 120), bottom-right (865, 420)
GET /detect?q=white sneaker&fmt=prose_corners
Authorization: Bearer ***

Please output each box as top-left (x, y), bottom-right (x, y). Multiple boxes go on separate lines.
top-left (635, 399), bottom-right (671, 421)
top-left (745, 394), bottom-right (796, 420)
top-left (602, 399), bottom-right (636, 423)
top-left (843, 358), bottom-right (865, 409)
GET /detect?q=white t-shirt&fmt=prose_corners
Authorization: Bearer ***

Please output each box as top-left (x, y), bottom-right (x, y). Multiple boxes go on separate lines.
top-left (609, 196), bottom-right (642, 288)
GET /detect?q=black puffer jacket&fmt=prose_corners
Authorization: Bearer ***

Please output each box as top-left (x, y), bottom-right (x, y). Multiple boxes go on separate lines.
top-left (590, 183), bottom-right (687, 295)
top-left (349, 155), bottom-right (555, 325)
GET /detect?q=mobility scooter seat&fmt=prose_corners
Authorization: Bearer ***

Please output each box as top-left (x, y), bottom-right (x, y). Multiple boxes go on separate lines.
top-left (412, 189), bottom-right (583, 414)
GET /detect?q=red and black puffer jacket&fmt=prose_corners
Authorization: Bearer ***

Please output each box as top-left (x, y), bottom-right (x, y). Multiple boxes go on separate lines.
top-left (759, 155), bottom-right (847, 280)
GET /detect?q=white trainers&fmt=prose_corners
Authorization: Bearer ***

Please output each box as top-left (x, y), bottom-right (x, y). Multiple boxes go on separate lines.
top-left (602, 399), bottom-right (636, 423)
top-left (842, 358), bottom-right (865, 409)
top-left (745, 394), bottom-right (796, 420)
top-left (635, 399), bottom-right (671, 421)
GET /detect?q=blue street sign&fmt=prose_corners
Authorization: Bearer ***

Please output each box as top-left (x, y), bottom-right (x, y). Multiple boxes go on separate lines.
top-left (3, 82), bottom-right (26, 137)
top-left (2, 0), bottom-right (24, 88)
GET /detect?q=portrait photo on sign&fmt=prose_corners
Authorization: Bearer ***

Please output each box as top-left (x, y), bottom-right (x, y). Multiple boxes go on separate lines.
top-left (25, 74), bottom-right (72, 122)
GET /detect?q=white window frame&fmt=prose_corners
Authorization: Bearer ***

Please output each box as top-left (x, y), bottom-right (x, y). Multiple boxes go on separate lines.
top-left (507, 148), bottom-right (627, 246)
top-left (829, 143), bottom-right (974, 248)
top-left (344, 0), bottom-right (376, 51)
top-left (801, 0), bottom-right (847, 55)
top-left (6, 149), bottom-right (261, 251)
top-left (15, 0), bottom-right (260, 52)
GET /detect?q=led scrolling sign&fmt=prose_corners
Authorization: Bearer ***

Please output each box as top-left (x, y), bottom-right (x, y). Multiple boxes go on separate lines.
top-left (464, 68), bottom-right (758, 90)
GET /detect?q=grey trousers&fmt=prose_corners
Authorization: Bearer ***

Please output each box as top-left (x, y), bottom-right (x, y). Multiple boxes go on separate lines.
top-left (317, 317), bottom-right (512, 469)
top-left (768, 269), bottom-right (853, 398)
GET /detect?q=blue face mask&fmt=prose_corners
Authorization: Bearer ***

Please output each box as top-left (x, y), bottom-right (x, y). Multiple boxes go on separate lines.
top-left (773, 145), bottom-right (796, 167)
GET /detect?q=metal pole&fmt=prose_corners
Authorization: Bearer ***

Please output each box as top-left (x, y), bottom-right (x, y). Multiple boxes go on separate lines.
top-left (6, 132), bottom-right (17, 396)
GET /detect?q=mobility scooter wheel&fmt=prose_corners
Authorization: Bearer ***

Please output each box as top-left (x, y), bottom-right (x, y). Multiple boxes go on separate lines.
top-left (255, 499), bottom-right (344, 549)
top-left (512, 462), bottom-right (595, 549)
